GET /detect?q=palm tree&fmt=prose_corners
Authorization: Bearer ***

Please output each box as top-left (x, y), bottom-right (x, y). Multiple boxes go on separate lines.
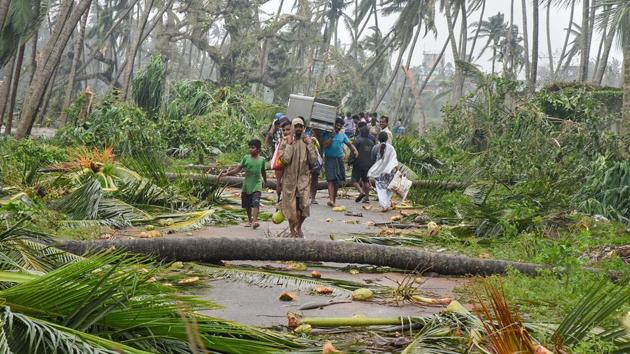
top-left (579, 0), bottom-right (592, 81)
top-left (597, 1), bottom-right (630, 146)
top-left (472, 13), bottom-right (508, 75)
top-left (368, 0), bottom-right (436, 110)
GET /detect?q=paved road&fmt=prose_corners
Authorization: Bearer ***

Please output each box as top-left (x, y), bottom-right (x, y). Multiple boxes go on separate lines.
top-left (188, 188), bottom-right (394, 241)
top-left (186, 188), bottom-right (466, 328)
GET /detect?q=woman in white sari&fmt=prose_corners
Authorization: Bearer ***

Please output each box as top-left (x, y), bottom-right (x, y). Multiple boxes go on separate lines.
top-left (368, 131), bottom-right (398, 212)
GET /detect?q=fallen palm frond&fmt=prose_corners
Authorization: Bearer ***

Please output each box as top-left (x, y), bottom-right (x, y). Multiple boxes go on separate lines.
top-left (474, 281), bottom-right (550, 354)
top-left (348, 235), bottom-right (429, 247)
top-left (0, 219), bottom-right (77, 272)
top-left (194, 264), bottom-right (372, 296)
top-left (0, 252), bottom-right (303, 353)
top-left (401, 323), bottom-right (464, 354)
top-left (56, 177), bottom-right (103, 220)
top-left (552, 280), bottom-right (630, 350)
top-left (0, 306), bottom-right (152, 354)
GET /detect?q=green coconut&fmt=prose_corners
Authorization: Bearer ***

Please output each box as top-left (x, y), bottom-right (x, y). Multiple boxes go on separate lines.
top-left (351, 288), bottom-right (373, 301)
top-left (272, 210), bottom-right (285, 224)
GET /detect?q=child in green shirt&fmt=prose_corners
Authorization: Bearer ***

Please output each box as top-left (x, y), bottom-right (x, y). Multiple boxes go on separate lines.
top-left (218, 139), bottom-right (267, 229)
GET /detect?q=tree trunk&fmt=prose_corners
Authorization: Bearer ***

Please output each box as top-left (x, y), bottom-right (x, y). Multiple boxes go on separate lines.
top-left (0, 55), bottom-right (15, 131)
top-left (36, 68), bottom-right (58, 128)
top-left (592, 23), bottom-right (606, 83)
top-left (623, 46), bottom-right (630, 147)
top-left (258, 0), bottom-right (284, 90)
top-left (60, 8), bottom-right (90, 127)
top-left (121, 0), bottom-right (155, 99)
top-left (393, 17), bottom-right (424, 121)
top-left (458, 2), bottom-right (467, 64)
top-left (555, 0), bottom-right (575, 79)
top-left (444, 4), bottom-right (462, 104)
top-left (594, 26), bottom-right (616, 86)
top-left (521, 0), bottom-right (531, 87)
top-left (372, 47), bottom-right (405, 111)
top-left (55, 237), bottom-right (547, 276)
top-left (4, 44), bottom-right (25, 135)
top-left (579, 0), bottom-right (590, 81)
top-left (28, 0), bottom-right (41, 85)
top-left (15, 0), bottom-right (93, 139)
top-left (467, 0), bottom-right (485, 61)
top-left (29, 31), bottom-right (38, 85)
top-left (530, 0), bottom-right (539, 93)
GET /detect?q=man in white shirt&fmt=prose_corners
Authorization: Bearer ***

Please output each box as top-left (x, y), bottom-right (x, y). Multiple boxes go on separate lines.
top-left (379, 115), bottom-right (393, 143)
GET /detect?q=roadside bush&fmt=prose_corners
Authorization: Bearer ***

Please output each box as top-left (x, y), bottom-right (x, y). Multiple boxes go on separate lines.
top-left (56, 101), bottom-right (164, 155)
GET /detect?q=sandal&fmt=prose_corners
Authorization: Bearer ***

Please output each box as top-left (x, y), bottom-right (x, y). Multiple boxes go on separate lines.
top-left (355, 194), bottom-right (365, 203)
top-left (327, 201), bottom-right (335, 207)
top-left (252, 222), bottom-right (260, 230)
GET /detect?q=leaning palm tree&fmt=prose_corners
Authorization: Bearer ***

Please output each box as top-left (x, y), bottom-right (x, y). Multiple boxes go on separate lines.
top-left (472, 12), bottom-right (508, 75)
top-left (598, 1), bottom-right (630, 148)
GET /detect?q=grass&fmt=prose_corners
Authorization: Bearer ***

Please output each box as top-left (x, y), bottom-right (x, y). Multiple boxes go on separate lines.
top-left (368, 216), bottom-right (630, 271)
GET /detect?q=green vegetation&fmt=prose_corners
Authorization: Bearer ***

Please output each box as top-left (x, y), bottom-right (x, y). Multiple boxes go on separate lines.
top-left (2, 69), bottom-right (628, 352)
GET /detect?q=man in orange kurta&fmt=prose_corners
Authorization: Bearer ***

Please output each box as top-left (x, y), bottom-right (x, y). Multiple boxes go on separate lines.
top-left (279, 117), bottom-right (318, 238)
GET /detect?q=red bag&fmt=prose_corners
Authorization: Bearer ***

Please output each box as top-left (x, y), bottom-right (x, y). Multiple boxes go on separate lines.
top-left (271, 144), bottom-right (284, 170)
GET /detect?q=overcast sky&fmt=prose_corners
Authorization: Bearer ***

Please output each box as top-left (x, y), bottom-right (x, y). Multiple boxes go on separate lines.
top-left (260, 1), bottom-right (621, 71)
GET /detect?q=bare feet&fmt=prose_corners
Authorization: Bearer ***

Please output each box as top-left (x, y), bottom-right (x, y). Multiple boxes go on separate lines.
top-left (327, 201), bottom-right (335, 207)
top-left (381, 207), bottom-right (390, 213)
top-left (252, 222), bottom-right (260, 230)
top-left (242, 222), bottom-right (252, 227)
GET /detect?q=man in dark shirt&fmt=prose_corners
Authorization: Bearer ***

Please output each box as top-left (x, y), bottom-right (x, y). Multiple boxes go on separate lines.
top-left (351, 125), bottom-right (375, 203)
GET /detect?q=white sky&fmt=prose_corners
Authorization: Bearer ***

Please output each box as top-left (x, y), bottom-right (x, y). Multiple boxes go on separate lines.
top-left (261, 0), bottom-right (621, 71)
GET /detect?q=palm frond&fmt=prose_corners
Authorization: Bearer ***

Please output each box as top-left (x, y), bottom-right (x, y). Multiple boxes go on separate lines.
top-left (151, 209), bottom-right (217, 231)
top-left (1, 307), bottom-right (150, 354)
top-left (348, 235), bottom-right (428, 247)
top-left (0, 253), bottom-right (302, 353)
top-left (194, 264), bottom-right (374, 296)
top-left (552, 281), bottom-right (630, 348)
top-left (0, 220), bottom-right (77, 272)
top-left (97, 198), bottom-right (151, 221)
top-left (401, 322), bottom-right (464, 354)
top-left (56, 177), bottom-right (103, 220)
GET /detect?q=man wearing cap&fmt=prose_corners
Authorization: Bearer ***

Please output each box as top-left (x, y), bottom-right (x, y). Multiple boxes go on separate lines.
top-left (265, 113), bottom-right (290, 149)
top-left (278, 117), bottom-right (318, 238)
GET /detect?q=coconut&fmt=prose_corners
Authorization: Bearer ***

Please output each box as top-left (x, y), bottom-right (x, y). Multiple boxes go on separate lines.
top-left (351, 288), bottom-right (373, 301)
top-left (272, 210), bottom-right (285, 224)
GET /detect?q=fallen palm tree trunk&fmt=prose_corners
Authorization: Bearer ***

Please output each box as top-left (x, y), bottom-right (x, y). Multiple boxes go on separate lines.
top-left (56, 237), bottom-right (545, 276)
top-left (168, 173), bottom-right (468, 191)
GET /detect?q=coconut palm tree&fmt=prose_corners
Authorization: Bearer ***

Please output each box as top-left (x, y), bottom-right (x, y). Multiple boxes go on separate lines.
top-left (472, 13), bottom-right (508, 75)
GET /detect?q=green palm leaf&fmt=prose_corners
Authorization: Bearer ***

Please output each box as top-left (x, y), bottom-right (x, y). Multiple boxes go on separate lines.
top-left (195, 264), bottom-right (373, 296)
top-left (0, 307), bottom-right (151, 354)
top-left (552, 281), bottom-right (630, 348)
top-left (0, 253), bottom-right (302, 353)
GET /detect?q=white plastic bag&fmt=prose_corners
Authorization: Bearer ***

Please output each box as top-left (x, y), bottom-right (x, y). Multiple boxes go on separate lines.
top-left (387, 170), bottom-right (412, 201)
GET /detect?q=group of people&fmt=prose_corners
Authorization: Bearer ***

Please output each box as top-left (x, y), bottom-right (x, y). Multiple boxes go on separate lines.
top-left (219, 111), bottom-right (401, 238)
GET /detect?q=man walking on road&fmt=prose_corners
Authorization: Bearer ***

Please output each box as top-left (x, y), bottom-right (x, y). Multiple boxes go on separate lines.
top-left (321, 118), bottom-right (358, 207)
top-left (352, 125), bottom-right (375, 203)
top-left (279, 117), bottom-right (318, 238)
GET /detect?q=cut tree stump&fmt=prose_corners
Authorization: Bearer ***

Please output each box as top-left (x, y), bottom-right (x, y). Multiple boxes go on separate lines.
top-left (166, 173), bottom-right (468, 191)
top-left (56, 237), bottom-right (546, 276)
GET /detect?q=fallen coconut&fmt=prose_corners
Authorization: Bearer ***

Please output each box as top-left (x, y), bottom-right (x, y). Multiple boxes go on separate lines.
top-left (279, 291), bottom-right (297, 301)
top-left (352, 288), bottom-right (373, 301)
